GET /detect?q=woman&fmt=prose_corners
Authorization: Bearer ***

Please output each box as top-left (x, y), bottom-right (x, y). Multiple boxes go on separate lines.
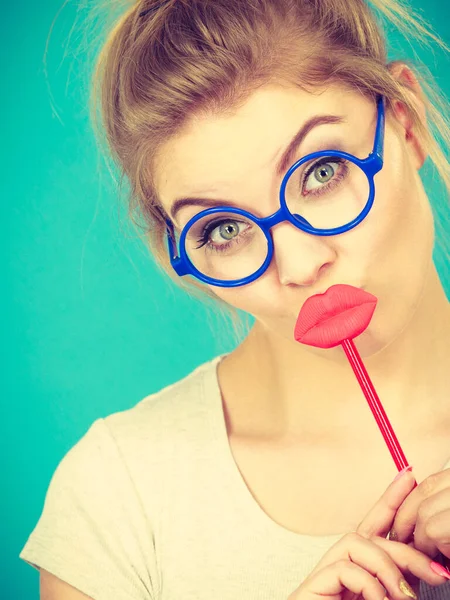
top-left (20, 1), bottom-right (450, 599)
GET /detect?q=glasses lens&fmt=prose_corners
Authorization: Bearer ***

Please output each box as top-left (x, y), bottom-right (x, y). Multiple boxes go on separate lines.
top-left (183, 211), bottom-right (268, 282)
top-left (284, 155), bottom-right (370, 230)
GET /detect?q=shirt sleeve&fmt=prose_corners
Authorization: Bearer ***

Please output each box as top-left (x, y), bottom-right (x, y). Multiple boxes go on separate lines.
top-left (19, 418), bottom-right (159, 600)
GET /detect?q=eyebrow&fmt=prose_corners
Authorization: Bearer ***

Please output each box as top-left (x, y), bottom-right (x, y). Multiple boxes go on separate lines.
top-left (170, 113), bottom-right (344, 220)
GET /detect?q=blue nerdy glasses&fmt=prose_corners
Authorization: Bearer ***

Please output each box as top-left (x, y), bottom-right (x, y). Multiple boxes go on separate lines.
top-left (165, 96), bottom-right (385, 287)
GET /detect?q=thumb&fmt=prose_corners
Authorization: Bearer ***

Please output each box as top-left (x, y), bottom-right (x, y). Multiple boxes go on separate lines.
top-left (356, 467), bottom-right (416, 539)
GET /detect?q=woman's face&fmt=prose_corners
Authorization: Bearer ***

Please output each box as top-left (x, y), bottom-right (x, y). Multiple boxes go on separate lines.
top-left (155, 84), bottom-right (434, 358)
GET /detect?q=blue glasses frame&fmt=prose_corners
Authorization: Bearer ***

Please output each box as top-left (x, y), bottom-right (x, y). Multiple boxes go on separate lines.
top-left (165, 96), bottom-right (385, 287)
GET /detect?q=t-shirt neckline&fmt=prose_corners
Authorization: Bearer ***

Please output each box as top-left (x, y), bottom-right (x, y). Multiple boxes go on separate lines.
top-left (204, 353), bottom-right (345, 549)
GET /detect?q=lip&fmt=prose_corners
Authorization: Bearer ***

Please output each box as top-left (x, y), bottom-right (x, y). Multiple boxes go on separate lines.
top-left (294, 284), bottom-right (378, 348)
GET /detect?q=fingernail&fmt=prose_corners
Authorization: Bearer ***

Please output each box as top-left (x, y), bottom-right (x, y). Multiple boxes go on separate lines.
top-left (399, 579), bottom-right (417, 599)
top-left (394, 466), bottom-right (413, 482)
top-left (387, 529), bottom-right (398, 541)
top-left (430, 562), bottom-right (450, 580)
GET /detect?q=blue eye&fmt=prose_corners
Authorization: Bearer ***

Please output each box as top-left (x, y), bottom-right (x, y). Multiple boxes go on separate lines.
top-left (302, 158), bottom-right (348, 196)
top-left (195, 218), bottom-right (250, 251)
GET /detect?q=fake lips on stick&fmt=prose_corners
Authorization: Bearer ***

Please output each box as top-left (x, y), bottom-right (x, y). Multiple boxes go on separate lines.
top-left (294, 285), bottom-right (377, 349)
top-left (294, 284), bottom-right (413, 475)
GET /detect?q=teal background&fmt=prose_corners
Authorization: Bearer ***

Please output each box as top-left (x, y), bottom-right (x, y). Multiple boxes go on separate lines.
top-left (4, 1), bottom-right (449, 598)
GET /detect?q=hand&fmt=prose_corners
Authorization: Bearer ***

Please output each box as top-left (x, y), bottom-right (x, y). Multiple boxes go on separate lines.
top-left (287, 469), bottom-right (450, 600)
top-left (388, 468), bottom-right (450, 562)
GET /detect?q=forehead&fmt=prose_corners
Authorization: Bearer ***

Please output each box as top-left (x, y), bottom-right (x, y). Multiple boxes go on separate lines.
top-left (154, 85), bottom-right (372, 213)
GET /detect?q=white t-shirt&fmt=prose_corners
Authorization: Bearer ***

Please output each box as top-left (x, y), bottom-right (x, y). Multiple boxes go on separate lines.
top-left (20, 355), bottom-right (450, 600)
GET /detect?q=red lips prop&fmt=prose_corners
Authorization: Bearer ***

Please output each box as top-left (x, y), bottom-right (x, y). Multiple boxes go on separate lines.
top-left (295, 284), bottom-right (413, 475)
top-left (294, 285), bottom-right (377, 348)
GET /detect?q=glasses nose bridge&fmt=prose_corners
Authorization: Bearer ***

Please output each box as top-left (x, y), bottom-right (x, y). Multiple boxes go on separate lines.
top-left (261, 203), bottom-right (290, 230)
top-left (261, 204), bottom-right (308, 233)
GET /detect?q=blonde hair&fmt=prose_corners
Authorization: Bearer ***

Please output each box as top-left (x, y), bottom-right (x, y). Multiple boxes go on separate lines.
top-left (89, 0), bottom-right (449, 333)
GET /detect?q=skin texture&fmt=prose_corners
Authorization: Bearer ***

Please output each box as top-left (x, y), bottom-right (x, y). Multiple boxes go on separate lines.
top-left (40, 569), bottom-right (93, 599)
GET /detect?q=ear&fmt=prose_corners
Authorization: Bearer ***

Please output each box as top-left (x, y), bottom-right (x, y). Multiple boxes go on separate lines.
top-left (387, 62), bottom-right (428, 170)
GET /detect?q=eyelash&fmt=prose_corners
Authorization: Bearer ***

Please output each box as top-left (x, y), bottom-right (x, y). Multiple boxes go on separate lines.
top-left (194, 219), bottom-right (251, 253)
top-left (301, 157), bottom-right (348, 197)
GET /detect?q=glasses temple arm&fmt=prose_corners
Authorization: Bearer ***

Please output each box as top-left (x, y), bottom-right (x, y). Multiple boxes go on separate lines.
top-left (165, 218), bottom-right (179, 259)
top-left (372, 96), bottom-right (385, 160)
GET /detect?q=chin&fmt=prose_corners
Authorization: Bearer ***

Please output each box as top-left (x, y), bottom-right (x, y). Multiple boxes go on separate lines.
top-left (348, 318), bottom-right (402, 359)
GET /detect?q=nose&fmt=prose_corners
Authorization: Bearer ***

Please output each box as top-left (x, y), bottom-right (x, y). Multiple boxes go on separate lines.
top-left (269, 221), bottom-right (336, 286)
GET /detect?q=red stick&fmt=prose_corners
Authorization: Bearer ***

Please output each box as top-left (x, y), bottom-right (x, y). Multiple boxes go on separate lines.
top-left (341, 339), bottom-right (414, 476)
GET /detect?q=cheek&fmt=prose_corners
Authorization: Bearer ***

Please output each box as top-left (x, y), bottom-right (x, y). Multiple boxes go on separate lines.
top-left (344, 132), bottom-right (431, 263)
top-left (208, 281), bottom-right (276, 315)
top-left (206, 260), bottom-right (303, 321)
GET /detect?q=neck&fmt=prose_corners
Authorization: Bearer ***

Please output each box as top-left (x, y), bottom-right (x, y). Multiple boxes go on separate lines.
top-left (226, 266), bottom-right (450, 440)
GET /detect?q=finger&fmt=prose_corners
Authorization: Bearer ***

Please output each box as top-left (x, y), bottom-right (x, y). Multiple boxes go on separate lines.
top-left (372, 536), bottom-right (450, 586)
top-left (356, 468), bottom-right (416, 539)
top-left (346, 538), bottom-right (417, 600)
top-left (302, 560), bottom-right (386, 600)
top-left (390, 469), bottom-right (450, 543)
top-left (412, 507), bottom-right (450, 559)
top-left (308, 532), bottom-right (417, 600)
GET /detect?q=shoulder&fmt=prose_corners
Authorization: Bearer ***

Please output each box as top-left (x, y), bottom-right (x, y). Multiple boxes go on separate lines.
top-left (103, 353), bottom-right (224, 446)
top-left (81, 353), bottom-right (225, 518)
